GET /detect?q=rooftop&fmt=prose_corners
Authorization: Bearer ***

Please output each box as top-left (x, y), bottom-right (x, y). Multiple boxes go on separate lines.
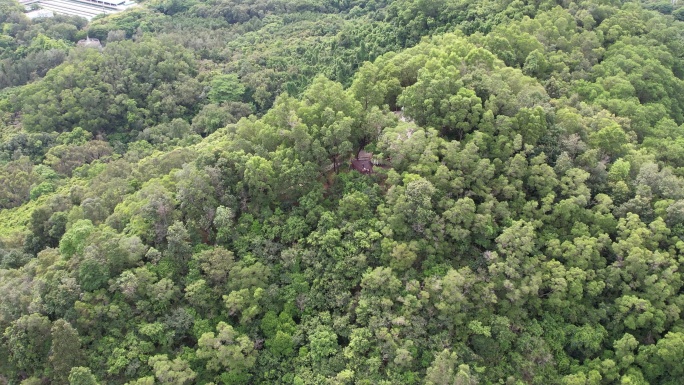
top-left (351, 159), bottom-right (373, 174)
top-left (25, 9), bottom-right (54, 19)
top-left (351, 151), bottom-right (374, 174)
top-left (77, 36), bottom-right (102, 48)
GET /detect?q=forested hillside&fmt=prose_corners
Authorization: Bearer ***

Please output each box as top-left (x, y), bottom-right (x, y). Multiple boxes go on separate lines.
top-left (2, 0), bottom-right (684, 384)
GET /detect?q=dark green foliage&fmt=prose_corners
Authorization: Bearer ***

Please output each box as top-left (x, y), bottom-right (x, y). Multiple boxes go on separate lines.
top-left (50, 319), bottom-right (85, 384)
top-left (2, 314), bottom-right (52, 377)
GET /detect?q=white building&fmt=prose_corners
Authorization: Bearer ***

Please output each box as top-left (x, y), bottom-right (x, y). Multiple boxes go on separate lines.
top-left (20, 0), bottom-right (136, 20)
top-left (25, 9), bottom-right (54, 19)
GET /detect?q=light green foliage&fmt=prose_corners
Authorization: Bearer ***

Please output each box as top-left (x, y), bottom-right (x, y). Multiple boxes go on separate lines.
top-left (208, 74), bottom-right (246, 104)
top-left (68, 367), bottom-right (99, 385)
top-left (124, 377), bottom-right (154, 385)
top-left (261, 310), bottom-right (296, 357)
top-left (27, 34), bottom-right (69, 54)
top-left (349, 62), bottom-right (387, 111)
top-left (425, 350), bottom-right (478, 385)
top-left (58, 219), bottom-right (95, 258)
top-left (223, 260), bottom-right (270, 323)
top-left (196, 322), bottom-right (256, 384)
top-left (309, 325), bottom-right (339, 362)
top-left (3, 0), bottom-right (684, 384)
top-left (148, 354), bottom-right (196, 385)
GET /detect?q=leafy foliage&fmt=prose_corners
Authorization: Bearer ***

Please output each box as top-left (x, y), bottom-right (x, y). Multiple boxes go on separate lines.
top-left (3, 0), bottom-right (684, 384)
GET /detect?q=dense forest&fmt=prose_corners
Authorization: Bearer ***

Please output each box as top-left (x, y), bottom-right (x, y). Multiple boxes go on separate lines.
top-left (2, 0), bottom-right (684, 383)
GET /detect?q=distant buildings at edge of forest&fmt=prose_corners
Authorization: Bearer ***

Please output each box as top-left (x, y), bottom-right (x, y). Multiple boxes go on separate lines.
top-left (19, 0), bottom-right (136, 20)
